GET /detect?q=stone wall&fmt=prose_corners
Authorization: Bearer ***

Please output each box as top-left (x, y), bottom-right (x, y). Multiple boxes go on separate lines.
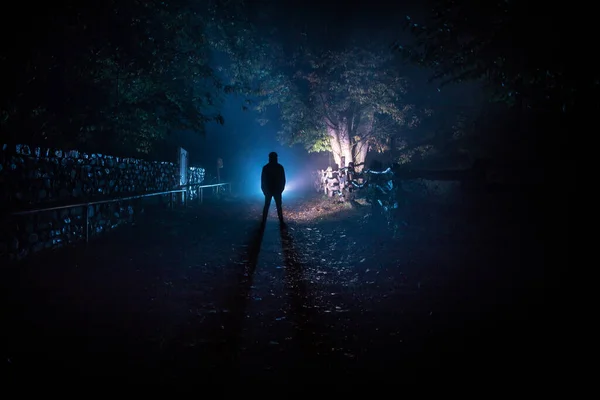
top-left (187, 166), bottom-right (206, 201)
top-left (188, 166), bottom-right (205, 186)
top-left (0, 143), bottom-right (203, 263)
top-left (1, 144), bottom-right (178, 207)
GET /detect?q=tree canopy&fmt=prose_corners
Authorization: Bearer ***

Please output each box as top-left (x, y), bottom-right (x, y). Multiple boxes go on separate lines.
top-left (0, 0), bottom-right (249, 155)
top-left (243, 44), bottom-right (429, 169)
top-left (393, 0), bottom-right (592, 115)
top-left (2, 0), bottom-right (554, 168)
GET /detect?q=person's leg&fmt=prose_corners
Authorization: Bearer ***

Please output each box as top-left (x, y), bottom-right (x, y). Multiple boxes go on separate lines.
top-left (262, 194), bottom-right (272, 223)
top-left (274, 192), bottom-right (283, 222)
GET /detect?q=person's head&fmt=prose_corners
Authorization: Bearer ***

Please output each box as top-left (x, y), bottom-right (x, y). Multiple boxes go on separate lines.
top-left (268, 152), bottom-right (278, 162)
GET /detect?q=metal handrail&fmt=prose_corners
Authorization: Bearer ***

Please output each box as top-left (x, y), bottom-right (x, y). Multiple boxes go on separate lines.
top-left (8, 182), bottom-right (231, 242)
top-left (10, 189), bottom-right (185, 216)
top-left (10, 182), bottom-right (230, 216)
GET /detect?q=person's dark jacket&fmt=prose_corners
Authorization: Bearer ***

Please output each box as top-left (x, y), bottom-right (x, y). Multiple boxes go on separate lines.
top-left (261, 160), bottom-right (286, 195)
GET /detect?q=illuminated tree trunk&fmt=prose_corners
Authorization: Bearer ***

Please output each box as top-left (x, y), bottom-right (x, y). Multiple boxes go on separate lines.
top-left (327, 126), bottom-right (368, 173)
top-left (353, 140), bottom-right (368, 172)
top-left (327, 125), bottom-right (342, 168)
top-left (338, 125), bottom-right (353, 168)
top-left (327, 125), bottom-right (353, 169)
top-left (350, 113), bottom-right (373, 173)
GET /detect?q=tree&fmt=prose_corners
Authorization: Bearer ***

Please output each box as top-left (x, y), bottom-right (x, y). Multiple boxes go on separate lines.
top-left (252, 46), bottom-right (420, 171)
top-left (393, 0), bottom-right (593, 115)
top-left (0, 0), bottom-right (226, 154)
top-left (389, 106), bottom-right (474, 168)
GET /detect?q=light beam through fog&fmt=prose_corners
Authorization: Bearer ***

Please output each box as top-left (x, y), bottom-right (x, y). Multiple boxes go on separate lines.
top-left (201, 91), bottom-right (315, 200)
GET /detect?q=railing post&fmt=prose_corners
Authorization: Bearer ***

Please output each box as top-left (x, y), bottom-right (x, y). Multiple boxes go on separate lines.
top-left (200, 187), bottom-right (203, 204)
top-left (85, 204), bottom-right (90, 244)
top-left (184, 188), bottom-right (188, 208)
top-left (170, 192), bottom-right (173, 210)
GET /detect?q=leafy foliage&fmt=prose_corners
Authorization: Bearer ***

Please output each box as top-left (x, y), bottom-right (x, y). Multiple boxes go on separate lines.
top-left (1, 0), bottom-right (227, 154)
top-left (393, 0), bottom-right (591, 113)
top-left (249, 45), bottom-right (421, 168)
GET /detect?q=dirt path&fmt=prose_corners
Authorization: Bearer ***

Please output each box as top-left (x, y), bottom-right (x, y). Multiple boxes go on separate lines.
top-left (2, 190), bottom-right (545, 383)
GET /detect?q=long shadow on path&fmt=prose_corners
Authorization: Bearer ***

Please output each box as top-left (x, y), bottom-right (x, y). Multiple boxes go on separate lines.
top-left (279, 224), bottom-right (340, 379)
top-left (217, 223), bottom-right (265, 367)
top-left (165, 221), bottom-right (265, 381)
top-left (170, 222), bottom-right (342, 382)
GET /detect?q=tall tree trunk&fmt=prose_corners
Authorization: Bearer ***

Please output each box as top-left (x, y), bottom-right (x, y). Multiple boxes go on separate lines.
top-left (328, 125), bottom-right (354, 169)
top-left (338, 127), bottom-right (352, 169)
top-left (353, 140), bottom-right (368, 172)
top-left (327, 125), bottom-right (342, 168)
top-left (350, 113), bottom-right (373, 172)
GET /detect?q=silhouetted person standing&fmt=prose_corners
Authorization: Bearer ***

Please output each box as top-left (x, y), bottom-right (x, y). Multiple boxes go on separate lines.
top-left (261, 152), bottom-right (286, 225)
